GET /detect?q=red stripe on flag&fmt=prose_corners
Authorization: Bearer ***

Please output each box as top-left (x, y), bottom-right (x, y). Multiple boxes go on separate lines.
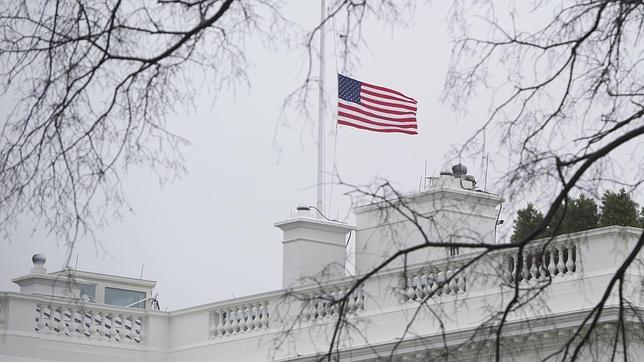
top-left (360, 88), bottom-right (417, 104)
top-left (361, 82), bottom-right (416, 102)
top-left (360, 95), bottom-right (417, 111)
top-left (338, 103), bottom-right (417, 122)
top-left (358, 101), bottom-right (417, 115)
top-left (338, 112), bottom-right (418, 129)
top-left (338, 120), bottom-right (418, 135)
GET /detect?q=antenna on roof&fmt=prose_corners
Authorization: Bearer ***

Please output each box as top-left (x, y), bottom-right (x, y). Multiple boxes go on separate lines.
top-left (423, 158), bottom-right (427, 190)
top-left (74, 254), bottom-right (79, 270)
top-left (139, 264), bottom-right (145, 279)
top-left (484, 153), bottom-right (489, 191)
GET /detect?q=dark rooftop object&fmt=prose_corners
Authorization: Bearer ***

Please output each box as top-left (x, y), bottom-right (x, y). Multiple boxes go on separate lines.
top-left (452, 163), bottom-right (467, 178)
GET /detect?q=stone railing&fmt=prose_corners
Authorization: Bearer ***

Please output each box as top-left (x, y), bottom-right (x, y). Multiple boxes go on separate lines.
top-left (401, 263), bottom-right (467, 303)
top-left (0, 296), bottom-right (6, 330)
top-left (505, 240), bottom-right (578, 283)
top-left (1, 227), bottom-right (639, 362)
top-left (208, 299), bottom-right (270, 339)
top-left (35, 302), bottom-right (145, 343)
top-left (302, 283), bottom-right (365, 322)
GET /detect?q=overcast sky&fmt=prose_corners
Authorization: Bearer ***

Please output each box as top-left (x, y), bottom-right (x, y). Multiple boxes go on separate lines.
top-left (0, 2), bottom-right (520, 310)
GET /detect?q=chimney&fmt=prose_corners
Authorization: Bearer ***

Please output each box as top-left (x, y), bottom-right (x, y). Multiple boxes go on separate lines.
top-left (355, 163), bottom-right (503, 273)
top-left (275, 206), bottom-right (354, 288)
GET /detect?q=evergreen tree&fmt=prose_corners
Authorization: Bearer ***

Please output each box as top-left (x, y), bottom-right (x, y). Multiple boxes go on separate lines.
top-left (599, 189), bottom-right (640, 227)
top-left (557, 194), bottom-right (600, 235)
top-left (511, 203), bottom-right (545, 243)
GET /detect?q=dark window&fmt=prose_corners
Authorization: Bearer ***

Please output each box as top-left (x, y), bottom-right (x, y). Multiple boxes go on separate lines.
top-left (105, 287), bottom-right (146, 308)
top-left (80, 284), bottom-right (96, 300)
top-left (449, 246), bottom-right (460, 256)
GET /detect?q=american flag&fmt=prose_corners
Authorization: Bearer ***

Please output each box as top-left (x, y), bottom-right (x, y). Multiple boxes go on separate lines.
top-left (337, 74), bottom-right (417, 135)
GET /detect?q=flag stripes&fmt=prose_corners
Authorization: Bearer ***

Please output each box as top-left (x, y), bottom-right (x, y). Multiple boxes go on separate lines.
top-left (337, 74), bottom-right (417, 135)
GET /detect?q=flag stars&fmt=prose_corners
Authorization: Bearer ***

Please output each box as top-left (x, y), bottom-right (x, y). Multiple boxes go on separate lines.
top-left (338, 74), bottom-right (361, 104)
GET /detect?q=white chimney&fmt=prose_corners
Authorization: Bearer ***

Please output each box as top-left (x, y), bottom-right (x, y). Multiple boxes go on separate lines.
top-left (354, 164), bottom-right (504, 273)
top-left (275, 207), bottom-right (354, 288)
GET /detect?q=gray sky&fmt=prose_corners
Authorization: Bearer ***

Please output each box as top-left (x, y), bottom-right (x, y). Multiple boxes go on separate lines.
top-left (0, 3), bottom-right (513, 310)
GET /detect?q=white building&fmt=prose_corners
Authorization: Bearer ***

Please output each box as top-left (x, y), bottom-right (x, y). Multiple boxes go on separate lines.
top-left (1, 165), bottom-right (643, 361)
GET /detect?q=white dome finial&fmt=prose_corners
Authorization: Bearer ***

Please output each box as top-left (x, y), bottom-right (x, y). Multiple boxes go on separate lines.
top-left (31, 253), bottom-right (47, 274)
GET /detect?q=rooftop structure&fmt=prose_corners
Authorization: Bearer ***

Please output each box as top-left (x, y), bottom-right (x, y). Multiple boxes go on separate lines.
top-left (1, 165), bottom-right (643, 361)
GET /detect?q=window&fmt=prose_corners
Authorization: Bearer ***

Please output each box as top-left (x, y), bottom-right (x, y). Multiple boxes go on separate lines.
top-left (79, 284), bottom-right (96, 301)
top-left (105, 287), bottom-right (146, 309)
top-left (449, 246), bottom-right (460, 256)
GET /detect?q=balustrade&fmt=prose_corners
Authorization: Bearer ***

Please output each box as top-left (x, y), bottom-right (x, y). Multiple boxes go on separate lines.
top-left (304, 285), bottom-right (365, 322)
top-left (34, 303), bottom-right (144, 343)
top-left (506, 242), bottom-right (577, 283)
top-left (209, 300), bottom-right (269, 339)
top-left (401, 264), bottom-right (466, 303)
top-left (0, 297), bottom-right (5, 329)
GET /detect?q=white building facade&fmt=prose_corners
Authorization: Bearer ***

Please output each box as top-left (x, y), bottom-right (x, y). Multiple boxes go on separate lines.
top-left (1, 166), bottom-right (643, 361)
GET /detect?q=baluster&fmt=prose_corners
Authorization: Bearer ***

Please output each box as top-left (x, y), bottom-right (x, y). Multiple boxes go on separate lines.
top-left (430, 273), bottom-right (438, 296)
top-left (42, 305), bottom-right (53, 334)
top-left (457, 274), bottom-right (466, 293)
top-left (312, 297), bottom-right (320, 320)
top-left (434, 272), bottom-right (443, 296)
top-left (238, 306), bottom-right (246, 333)
top-left (346, 289), bottom-right (355, 312)
top-left (97, 312), bottom-right (108, 339)
top-left (448, 270), bottom-right (457, 294)
top-left (406, 277), bottom-right (415, 301)
top-left (74, 309), bottom-right (85, 338)
top-left (213, 310), bottom-right (223, 337)
top-left (538, 254), bottom-right (547, 280)
top-left (565, 245), bottom-right (575, 274)
top-left (521, 254), bottom-right (530, 281)
top-left (325, 293), bottom-right (333, 318)
top-left (421, 273), bottom-right (431, 296)
top-left (260, 303), bottom-right (269, 328)
top-left (529, 255), bottom-right (538, 280)
top-left (126, 316), bottom-right (136, 341)
top-left (334, 290), bottom-right (341, 315)
top-left (221, 310), bottom-right (230, 335)
top-left (36, 304), bottom-right (46, 333)
top-left (247, 305), bottom-right (256, 332)
top-left (118, 314), bottom-right (127, 342)
top-left (244, 305), bottom-right (252, 331)
top-left (255, 304), bottom-right (264, 327)
top-left (136, 318), bottom-right (144, 343)
top-left (557, 247), bottom-right (566, 276)
top-left (230, 308), bottom-right (239, 334)
top-left (510, 257), bottom-right (517, 283)
top-left (54, 307), bottom-right (65, 335)
top-left (435, 271), bottom-right (445, 295)
top-left (109, 314), bottom-right (118, 340)
top-left (444, 270), bottom-right (452, 295)
top-left (86, 311), bottom-right (96, 339)
top-left (244, 306), bottom-right (251, 332)
top-left (443, 270), bottom-right (452, 295)
top-left (547, 249), bottom-right (556, 277)
top-left (418, 274), bottom-right (427, 299)
top-left (319, 296), bottom-right (327, 318)
top-left (66, 309), bottom-right (77, 337)
top-left (413, 275), bottom-right (423, 300)
top-left (357, 288), bottom-right (365, 310)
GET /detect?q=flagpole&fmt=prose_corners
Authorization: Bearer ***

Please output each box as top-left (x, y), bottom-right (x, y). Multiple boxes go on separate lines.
top-left (316, 0), bottom-right (326, 215)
